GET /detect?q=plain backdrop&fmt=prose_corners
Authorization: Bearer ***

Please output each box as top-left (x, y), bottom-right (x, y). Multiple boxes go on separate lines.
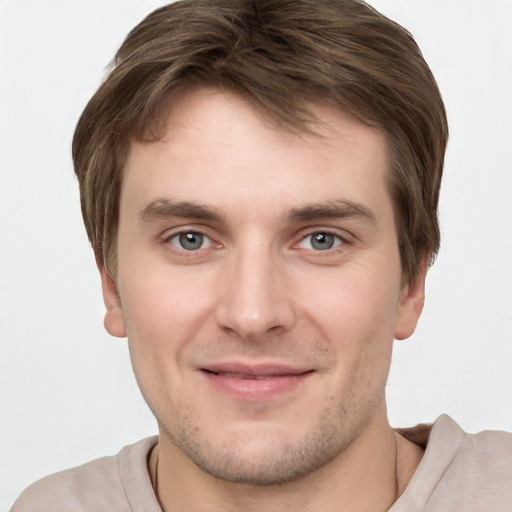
top-left (1, 0), bottom-right (511, 508)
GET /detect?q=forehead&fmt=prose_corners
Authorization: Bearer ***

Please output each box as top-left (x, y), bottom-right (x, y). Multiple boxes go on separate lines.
top-left (122, 88), bottom-right (391, 221)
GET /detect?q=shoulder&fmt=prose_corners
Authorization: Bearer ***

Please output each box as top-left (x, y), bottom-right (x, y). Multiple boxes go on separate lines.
top-left (11, 437), bottom-right (159, 512)
top-left (394, 415), bottom-right (512, 511)
top-left (431, 414), bottom-right (512, 471)
top-left (431, 416), bottom-right (512, 508)
top-left (450, 418), bottom-right (512, 486)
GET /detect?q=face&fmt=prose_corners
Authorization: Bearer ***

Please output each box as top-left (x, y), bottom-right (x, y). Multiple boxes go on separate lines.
top-left (101, 88), bottom-right (425, 485)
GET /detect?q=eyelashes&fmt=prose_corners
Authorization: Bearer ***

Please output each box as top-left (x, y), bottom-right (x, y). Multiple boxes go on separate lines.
top-left (168, 232), bottom-right (213, 251)
top-left (296, 232), bottom-right (344, 251)
top-left (163, 229), bottom-right (347, 255)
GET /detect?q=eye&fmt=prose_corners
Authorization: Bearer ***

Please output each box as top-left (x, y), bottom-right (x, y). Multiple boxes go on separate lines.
top-left (300, 232), bottom-right (343, 251)
top-left (169, 232), bottom-right (212, 251)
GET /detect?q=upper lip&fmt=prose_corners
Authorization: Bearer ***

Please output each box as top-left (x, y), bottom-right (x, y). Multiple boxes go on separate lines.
top-left (200, 362), bottom-right (313, 377)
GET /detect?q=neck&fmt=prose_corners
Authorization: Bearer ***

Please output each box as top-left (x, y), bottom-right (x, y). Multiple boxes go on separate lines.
top-left (150, 411), bottom-right (421, 512)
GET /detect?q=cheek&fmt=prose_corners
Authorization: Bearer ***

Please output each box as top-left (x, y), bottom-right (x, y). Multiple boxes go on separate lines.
top-left (300, 260), bottom-right (401, 341)
top-left (117, 274), bottom-right (208, 405)
top-left (295, 260), bottom-right (401, 393)
top-left (119, 263), bottom-right (217, 341)
top-left (119, 269), bottom-right (209, 410)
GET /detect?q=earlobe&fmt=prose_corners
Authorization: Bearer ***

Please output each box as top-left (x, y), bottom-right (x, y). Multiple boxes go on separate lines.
top-left (99, 266), bottom-right (127, 338)
top-left (394, 255), bottom-right (430, 341)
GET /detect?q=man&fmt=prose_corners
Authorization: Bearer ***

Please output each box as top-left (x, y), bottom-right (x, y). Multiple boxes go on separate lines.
top-left (11, 0), bottom-right (512, 510)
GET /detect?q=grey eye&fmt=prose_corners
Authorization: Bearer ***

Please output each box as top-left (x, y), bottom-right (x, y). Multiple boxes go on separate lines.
top-left (170, 232), bottom-right (211, 251)
top-left (301, 232), bottom-right (342, 251)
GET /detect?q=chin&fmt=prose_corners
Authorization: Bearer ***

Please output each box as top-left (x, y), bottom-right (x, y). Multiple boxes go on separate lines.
top-left (161, 406), bottom-right (372, 486)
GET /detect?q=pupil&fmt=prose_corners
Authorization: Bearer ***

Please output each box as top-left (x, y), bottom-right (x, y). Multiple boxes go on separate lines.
top-left (312, 233), bottom-right (334, 250)
top-left (179, 232), bottom-right (203, 250)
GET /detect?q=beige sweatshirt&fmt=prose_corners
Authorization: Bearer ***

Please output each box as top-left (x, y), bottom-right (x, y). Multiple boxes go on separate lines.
top-left (11, 415), bottom-right (512, 511)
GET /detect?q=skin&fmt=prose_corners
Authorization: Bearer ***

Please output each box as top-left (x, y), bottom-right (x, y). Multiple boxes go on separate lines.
top-left (101, 88), bottom-right (426, 512)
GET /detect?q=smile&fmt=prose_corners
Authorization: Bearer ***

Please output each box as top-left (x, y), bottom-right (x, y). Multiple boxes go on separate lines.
top-left (207, 372), bottom-right (276, 380)
top-left (200, 365), bottom-right (314, 401)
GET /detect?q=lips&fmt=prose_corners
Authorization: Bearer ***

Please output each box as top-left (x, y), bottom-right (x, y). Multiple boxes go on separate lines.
top-left (206, 372), bottom-right (277, 380)
top-left (202, 363), bottom-right (311, 379)
top-left (199, 363), bottom-right (313, 400)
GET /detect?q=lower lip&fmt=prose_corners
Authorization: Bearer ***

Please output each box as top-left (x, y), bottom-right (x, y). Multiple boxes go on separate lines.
top-left (201, 371), bottom-right (312, 401)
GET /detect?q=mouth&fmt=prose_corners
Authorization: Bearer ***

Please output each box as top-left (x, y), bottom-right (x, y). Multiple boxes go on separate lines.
top-left (203, 370), bottom-right (311, 379)
top-left (199, 364), bottom-right (314, 400)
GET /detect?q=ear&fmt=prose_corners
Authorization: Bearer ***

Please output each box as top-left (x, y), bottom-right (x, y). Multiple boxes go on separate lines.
top-left (394, 254), bottom-right (430, 341)
top-left (98, 265), bottom-right (127, 338)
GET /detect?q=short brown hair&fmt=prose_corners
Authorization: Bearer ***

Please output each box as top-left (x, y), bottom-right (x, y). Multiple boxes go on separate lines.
top-left (73, 0), bottom-right (448, 285)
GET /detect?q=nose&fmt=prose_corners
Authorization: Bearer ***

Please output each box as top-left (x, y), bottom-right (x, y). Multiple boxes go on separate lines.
top-left (215, 242), bottom-right (296, 340)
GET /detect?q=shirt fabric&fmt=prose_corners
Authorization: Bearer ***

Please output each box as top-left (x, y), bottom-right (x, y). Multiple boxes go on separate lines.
top-left (11, 415), bottom-right (512, 511)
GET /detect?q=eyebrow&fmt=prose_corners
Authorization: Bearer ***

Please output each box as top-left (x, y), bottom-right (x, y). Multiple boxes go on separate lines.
top-left (140, 199), bottom-right (223, 223)
top-left (285, 200), bottom-right (377, 224)
top-left (139, 198), bottom-right (376, 226)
